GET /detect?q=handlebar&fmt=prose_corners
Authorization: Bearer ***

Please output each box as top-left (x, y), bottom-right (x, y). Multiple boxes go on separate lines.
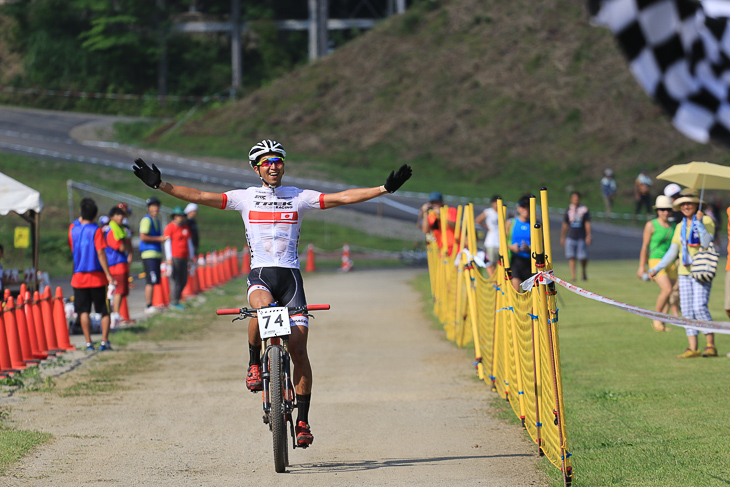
top-left (216, 304), bottom-right (331, 316)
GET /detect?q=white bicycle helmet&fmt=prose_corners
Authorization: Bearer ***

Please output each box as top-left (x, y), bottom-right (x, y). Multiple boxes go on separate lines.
top-left (248, 139), bottom-right (286, 168)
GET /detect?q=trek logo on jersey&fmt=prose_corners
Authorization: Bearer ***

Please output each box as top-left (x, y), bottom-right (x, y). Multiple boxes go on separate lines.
top-left (254, 201), bottom-right (294, 209)
top-left (249, 210), bottom-right (299, 224)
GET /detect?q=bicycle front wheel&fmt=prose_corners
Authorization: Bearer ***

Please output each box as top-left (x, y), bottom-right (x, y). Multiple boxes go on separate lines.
top-left (270, 346), bottom-right (288, 473)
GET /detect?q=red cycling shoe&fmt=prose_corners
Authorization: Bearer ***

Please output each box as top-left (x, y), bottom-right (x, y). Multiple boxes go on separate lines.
top-left (246, 365), bottom-right (263, 392)
top-left (295, 421), bottom-right (314, 447)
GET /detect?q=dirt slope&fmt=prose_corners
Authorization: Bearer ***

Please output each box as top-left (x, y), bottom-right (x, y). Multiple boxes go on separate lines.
top-left (169, 0), bottom-right (730, 193)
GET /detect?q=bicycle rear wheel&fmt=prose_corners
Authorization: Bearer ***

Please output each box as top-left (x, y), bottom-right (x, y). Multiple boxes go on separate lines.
top-left (270, 346), bottom-right (288, 473)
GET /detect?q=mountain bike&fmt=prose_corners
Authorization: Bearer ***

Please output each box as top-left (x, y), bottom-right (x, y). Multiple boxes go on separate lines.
top-left (217, 303), bottom-right (330, 473)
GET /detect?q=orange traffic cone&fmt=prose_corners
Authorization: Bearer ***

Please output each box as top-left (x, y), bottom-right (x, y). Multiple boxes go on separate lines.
top-left (181, 266), bottom-right (195, 300)
top-left (196, 255), bottom-right (207, 292)
top-left (0, 312), bottom-right (15, 374)
top-left (3, 297), bottom-right (26, 370)
top-left (212, 252), bottom-right (222, 286)
top-left (41, 287), bottom-right (62, 353)
top-left (152, 284), bottom-right (165, 308)
top-left (225, 248), bottom-right (233, 281)
top-left (191, 263), bottom-right (200, 294)
top-left (205, 253), bottom-right (214, 288)
top-left (242, 246), bottom-right (251, 274)
top-left (31, 291), bottom-right (49, 354)
top-left (14, 293), bottom-right (39, 364)
top-left (160, 262), bottom-right (171, 307)
top-left (24, 291), bottom-right (47, 360)
top-left (53, 287), bottom-right (75, 351)
top-left (232, 248), bottom-right (240, 276)
top-left (305, 244), bottom-right (316, 272)
top-left (340, 243), bottom-right (353, 273)
top-left (120, 296), bottom-right (131, 323)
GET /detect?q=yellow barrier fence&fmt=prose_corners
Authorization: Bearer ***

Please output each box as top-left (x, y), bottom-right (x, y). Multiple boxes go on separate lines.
top-left (425, 192), bottom-right (573, 486)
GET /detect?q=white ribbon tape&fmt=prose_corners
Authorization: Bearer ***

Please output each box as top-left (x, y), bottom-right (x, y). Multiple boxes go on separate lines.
top-left (524, 271), bottom-right (730, 335)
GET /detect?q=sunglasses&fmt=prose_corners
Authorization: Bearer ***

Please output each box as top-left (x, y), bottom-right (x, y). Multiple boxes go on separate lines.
top-left (257, 157), bottom-right (285, 168)
top-left (656, 208), bottom-right (671, 212)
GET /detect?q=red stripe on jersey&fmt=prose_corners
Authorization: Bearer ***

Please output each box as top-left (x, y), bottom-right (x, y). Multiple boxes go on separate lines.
top-left (220, 193), bottom-right (228, 209)
top-left (248, 210), bottom-right (299, 224)
top-left (319, 193), bottom-right (326, 209)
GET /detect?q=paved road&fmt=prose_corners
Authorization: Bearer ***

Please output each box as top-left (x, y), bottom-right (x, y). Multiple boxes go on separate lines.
top-left (0, 105), bottom-right (647, 261)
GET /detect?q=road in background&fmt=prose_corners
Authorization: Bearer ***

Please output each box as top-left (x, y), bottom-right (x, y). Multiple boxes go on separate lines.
top-left (0, 105), bottom-right (647, 261)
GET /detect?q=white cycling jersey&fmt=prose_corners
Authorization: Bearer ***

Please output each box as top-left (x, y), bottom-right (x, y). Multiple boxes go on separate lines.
top-left (221, 185), bottom-right (325, 269)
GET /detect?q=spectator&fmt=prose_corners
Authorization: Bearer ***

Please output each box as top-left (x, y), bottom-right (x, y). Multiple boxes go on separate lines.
top-left (663, 183), bottom-right (683, 224)
top-left (184, 203), bottom-right (200, 257)
top-left (475, 195), bottom-right (501, 276)
top-left (139, 197), bottom-right (168, 314)
top-left (68, 198), bottom-right (116, 351)
top-left (164, 206), bottom-right (194, 310)
top-left (649, 189), bottom-right (717, 358)
top-left (116, 203), bottom-right (134, 266)
top-left (506, 195), bottom-right (533, 291)
top-left (105, 206), bottom-right (131, 328)
top-left (600, 168), bottom-right (617, 216)
top-left (637, 195), bottom-right (679, 332)
top-left (561, 191), bottom-right (592, 281)
top-left (634, 168), bottom-right (653, 221)
top-left (420, 192), bottom-right (457, 255)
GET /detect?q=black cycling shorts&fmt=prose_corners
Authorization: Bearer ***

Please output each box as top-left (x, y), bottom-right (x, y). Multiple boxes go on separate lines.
top-left (247, 267), bottom-right (309, 327)
top-left (511, 254), bottom-right (533, 283)
top-left (73, 286), bottom-right (110, 316)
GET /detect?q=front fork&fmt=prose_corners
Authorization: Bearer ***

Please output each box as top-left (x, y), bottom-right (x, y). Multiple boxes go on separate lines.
top-left (261, 337), bottom-right (296, 431)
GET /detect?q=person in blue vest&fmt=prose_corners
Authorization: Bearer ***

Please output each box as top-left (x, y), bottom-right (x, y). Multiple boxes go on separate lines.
top-left (139, 197), bottom-right (169, 314)
top-left (506, 195), bottom-right (533, 291)
top-left (68, 198), bottom-right (116, 351)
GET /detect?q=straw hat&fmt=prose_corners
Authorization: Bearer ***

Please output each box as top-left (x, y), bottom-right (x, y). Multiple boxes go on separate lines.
top-left (672, 188), bottom-right (702, 210)
top-left (653, 195), bottom-right (673, 210)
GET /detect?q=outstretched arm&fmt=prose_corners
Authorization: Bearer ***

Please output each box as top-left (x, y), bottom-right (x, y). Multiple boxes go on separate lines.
top-left (322, 186), bottom-right (387, 209)
top-left (133, 159), bottom-right (224, 209)
top-left (321, 164), bottom-right (412, 209)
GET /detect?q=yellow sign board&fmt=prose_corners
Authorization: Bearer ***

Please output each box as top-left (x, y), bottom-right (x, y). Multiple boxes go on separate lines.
top-left (14, 227), bottom-right (30, 249)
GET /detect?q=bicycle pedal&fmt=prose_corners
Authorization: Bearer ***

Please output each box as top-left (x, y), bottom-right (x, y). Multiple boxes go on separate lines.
top-left (262, 414), bottom-right (269, 424)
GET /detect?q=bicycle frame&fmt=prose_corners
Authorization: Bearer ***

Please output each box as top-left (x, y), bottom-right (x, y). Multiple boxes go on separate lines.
top-left (216, 303), bottom-right (330, 472)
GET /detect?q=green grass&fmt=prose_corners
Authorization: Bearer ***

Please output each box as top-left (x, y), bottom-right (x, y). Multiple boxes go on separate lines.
top-left (0, 154), bottom-right (419, 277)
top-left (0, 407), bottom-right (51, 475)
top-left (414, 260), bottom-right (730, 487)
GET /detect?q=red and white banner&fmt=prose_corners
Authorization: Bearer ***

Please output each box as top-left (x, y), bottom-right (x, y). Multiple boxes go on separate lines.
top-left (522, 271), bottom-right (730, 335)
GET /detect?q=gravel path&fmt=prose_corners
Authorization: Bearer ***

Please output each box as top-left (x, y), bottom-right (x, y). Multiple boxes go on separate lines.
top-left (1, 269), bottom-right (543, 486)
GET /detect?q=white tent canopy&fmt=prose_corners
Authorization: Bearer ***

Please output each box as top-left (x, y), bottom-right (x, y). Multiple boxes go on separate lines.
top-left (0, 171), bottom-right (43, 290)
top-left (0, 171), bottom-right (43, 216)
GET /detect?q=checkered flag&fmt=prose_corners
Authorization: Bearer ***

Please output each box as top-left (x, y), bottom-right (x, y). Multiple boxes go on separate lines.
top-left (588, 0), bottom-right (730, 145)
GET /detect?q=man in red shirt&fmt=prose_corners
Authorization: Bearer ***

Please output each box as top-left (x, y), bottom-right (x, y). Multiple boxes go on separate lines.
top-left (164, 206), bottom-right (194, 309)
top-left (69, 198), bottom-right (115, 351)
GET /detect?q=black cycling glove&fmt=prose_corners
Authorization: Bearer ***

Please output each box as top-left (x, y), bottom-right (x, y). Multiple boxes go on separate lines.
top-left (133, 158), bottom-right (162, 189)
top-left (384, 164), bottom-right (413, 193)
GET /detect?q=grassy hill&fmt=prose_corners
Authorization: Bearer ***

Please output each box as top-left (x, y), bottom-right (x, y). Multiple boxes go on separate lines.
top-left (128, 0), bottom-right (730, 209)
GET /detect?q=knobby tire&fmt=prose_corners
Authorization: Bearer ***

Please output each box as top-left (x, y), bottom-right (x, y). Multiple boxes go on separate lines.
top-left (270, 346), bottom-right (287, 473)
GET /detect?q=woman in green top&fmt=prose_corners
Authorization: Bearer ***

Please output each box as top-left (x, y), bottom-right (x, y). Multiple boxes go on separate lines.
top-left (637, 195), bottom-right (678, 332)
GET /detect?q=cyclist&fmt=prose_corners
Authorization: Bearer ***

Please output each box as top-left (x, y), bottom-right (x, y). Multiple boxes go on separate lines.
top-left (132, 140), bottom-right (412, 447)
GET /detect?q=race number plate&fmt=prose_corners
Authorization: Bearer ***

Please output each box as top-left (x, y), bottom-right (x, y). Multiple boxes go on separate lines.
top-left (257, 307), bottom-right (291, 339)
